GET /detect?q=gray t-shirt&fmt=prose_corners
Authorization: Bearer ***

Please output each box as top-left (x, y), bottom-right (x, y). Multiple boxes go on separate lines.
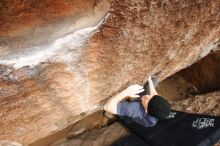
top-left (117, 100), bottom-right (158, 127)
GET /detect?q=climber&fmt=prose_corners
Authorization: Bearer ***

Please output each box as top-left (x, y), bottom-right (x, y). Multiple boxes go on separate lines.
top-left (104, 76), bottom-right (171, 127)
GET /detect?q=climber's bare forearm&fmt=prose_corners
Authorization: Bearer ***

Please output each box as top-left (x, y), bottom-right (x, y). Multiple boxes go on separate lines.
top-left (148, 77), bottom-right (158, 96)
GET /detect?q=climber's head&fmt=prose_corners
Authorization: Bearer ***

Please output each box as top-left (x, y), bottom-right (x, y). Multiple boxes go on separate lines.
top-left (141, 95), bottom-right (171, 120)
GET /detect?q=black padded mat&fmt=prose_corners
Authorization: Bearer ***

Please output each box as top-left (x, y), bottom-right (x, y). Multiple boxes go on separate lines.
top-left (118, 110), bottom-right (220, 146)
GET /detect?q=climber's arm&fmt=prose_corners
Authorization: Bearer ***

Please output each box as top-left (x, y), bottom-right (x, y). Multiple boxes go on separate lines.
top-left (104, 84), bottom-right (144, 115)
top-left (148, 76), bottom-right (158, 96)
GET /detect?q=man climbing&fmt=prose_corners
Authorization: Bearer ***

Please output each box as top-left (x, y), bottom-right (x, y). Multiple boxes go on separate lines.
top-left (105, 77), bottom-right (220, 146)
top-left (104, 76), bottom-right (171, 127)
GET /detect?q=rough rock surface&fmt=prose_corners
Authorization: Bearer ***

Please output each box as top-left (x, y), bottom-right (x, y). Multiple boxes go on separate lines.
top-left (0, 0), bottom-right (220, 145)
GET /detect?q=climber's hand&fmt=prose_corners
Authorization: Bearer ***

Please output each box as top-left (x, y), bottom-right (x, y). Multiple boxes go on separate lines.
top-left (124, 84), bottom-right (144, 98)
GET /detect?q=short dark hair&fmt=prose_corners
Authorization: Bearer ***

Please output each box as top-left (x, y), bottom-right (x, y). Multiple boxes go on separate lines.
top-left (147, 95), bottom-right (171, 120)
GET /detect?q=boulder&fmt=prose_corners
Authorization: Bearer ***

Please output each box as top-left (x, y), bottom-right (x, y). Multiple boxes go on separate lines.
top-left (0, 0), bottom-right (220, 144)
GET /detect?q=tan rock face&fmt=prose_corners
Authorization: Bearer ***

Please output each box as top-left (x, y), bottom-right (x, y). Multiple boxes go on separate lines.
top-left (0, 0), bottom-right (220, 145)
